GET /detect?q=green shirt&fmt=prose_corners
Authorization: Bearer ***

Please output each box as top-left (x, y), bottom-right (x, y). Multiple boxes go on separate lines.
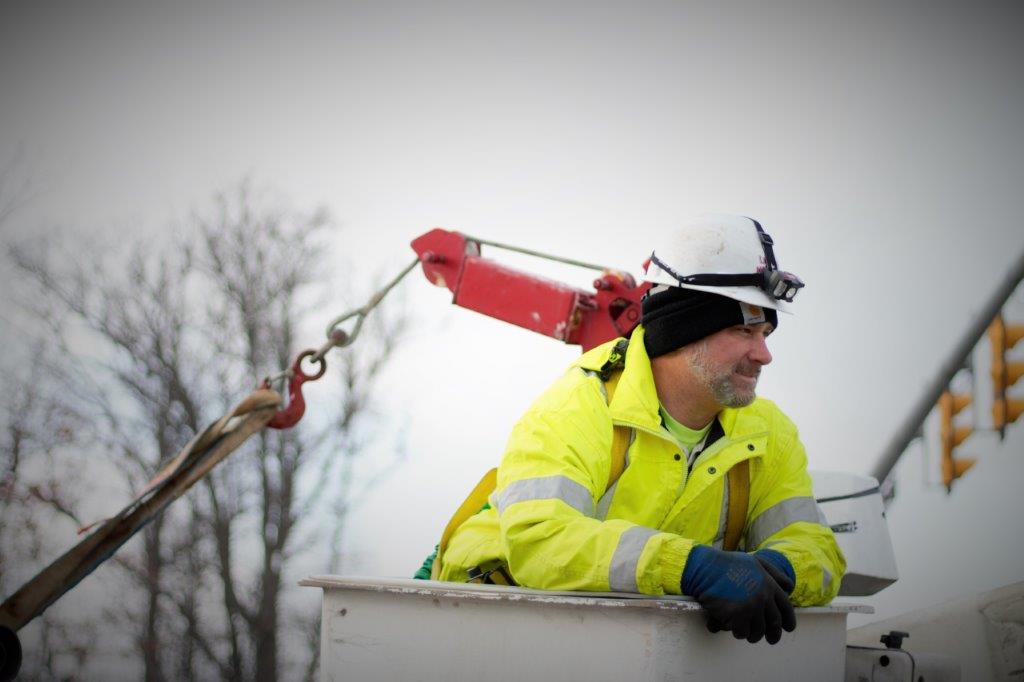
top-left (660, 405), bottom-right (713, 467)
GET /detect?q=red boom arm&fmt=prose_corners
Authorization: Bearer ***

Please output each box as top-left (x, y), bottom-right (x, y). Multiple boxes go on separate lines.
top-left (411, 228), bottom-right (649, 351)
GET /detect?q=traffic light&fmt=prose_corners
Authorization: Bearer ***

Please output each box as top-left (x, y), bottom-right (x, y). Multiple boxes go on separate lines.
top-left (988, 314), bottom-right (1024, 438)
top-left (938, 389), bottom-right (975, 490)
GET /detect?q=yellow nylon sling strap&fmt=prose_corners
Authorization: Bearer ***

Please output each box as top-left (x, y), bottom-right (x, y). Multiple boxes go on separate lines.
top-left (432, 467), bottom-right (497, 579)
top-left (723, 459), bottom-right (750, 551)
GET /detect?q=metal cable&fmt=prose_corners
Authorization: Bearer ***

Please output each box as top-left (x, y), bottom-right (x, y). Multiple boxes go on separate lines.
top-left (464, 235), bottom-right (614, 273)
top-left (262, 256), bottom-right (420, 388)
top-left (316, 256), bottom-right (420, 359)
top-left (264, 233), bottom-right (607, 388)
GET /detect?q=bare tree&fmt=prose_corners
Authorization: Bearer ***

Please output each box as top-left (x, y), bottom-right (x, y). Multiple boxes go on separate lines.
top-left (0, 143), bottom-right (33, 228)
top-left (0, 367), bottom-right (100, 681)
top-left (4, 180), bottom-right (406, 680)
top-left (0, 151), bottom-right (102, 681)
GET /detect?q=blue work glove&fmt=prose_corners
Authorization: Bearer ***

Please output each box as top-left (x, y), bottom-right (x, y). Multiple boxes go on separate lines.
top-left (753, 548), bottom-right (796, 595)
top-left (681, 545), bottom-right (797, 645)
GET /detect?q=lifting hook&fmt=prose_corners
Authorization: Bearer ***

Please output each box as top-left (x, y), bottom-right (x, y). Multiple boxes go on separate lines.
top-left (261, 350), bottom-right (327, 429)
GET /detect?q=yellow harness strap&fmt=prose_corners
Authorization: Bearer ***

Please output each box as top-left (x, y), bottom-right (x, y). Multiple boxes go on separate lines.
top-left (604, 369), bottom-right (630, 491)
top-left (432, 468), bottom-right (498, 578)
top-left (723, 459), bottom-right (750, 551)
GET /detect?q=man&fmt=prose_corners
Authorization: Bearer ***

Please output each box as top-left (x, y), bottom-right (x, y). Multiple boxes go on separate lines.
top-left (429, 214), bottom-right (845, 645)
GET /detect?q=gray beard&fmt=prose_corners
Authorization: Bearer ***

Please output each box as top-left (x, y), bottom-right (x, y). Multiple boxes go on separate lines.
top-left (688, 341), bottom-right (758, 408)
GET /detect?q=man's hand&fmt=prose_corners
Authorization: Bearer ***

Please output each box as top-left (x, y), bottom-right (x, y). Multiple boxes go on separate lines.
top-left (681, 545), bottom-right (797, 645)
top-left (753, 548), bottom-right (796, 595)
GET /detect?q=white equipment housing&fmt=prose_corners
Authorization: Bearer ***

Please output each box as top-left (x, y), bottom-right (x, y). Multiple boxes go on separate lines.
top-left (810, 471), bottom-right (899, 596)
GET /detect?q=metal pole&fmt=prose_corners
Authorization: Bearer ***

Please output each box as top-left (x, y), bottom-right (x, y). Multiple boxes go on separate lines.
top-left (871, 249), bottom-right (1024, 485)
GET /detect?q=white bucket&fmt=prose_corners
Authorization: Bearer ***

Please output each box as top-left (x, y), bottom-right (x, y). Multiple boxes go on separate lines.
top-left (811, 471), bottom-right (899, 596)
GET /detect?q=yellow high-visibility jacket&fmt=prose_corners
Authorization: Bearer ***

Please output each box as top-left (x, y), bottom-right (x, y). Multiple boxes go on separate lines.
top-left (438, 327), bottom-right (845, 606)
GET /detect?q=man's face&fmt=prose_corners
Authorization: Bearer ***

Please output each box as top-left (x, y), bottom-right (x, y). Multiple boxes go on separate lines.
top-left (686, 322), bottom-right (774, 408)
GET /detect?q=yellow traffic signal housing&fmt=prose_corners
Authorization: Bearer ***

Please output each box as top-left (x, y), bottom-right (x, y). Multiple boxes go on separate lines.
top-left (988, 315), bottom-right (1024, 434)
top-left (938, 390), bottom-right (975, 490)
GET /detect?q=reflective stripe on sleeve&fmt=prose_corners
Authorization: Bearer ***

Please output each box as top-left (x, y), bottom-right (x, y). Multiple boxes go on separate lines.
top-left (746, 496), bottom-right (828, 548)
top-left (494, 475), bottom-right (595, 517)
top-left (596, 480), bottom-right (618, 520)
top-left (608, 526), bottom-right (658, 592)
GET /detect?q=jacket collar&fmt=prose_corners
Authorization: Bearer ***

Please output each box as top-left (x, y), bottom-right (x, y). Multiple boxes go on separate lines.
top-left (573, 326), bottom-right (769, 440)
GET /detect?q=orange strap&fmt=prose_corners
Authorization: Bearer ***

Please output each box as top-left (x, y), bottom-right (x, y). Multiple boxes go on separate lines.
top-left (723, 459), bottom-right (750, 551)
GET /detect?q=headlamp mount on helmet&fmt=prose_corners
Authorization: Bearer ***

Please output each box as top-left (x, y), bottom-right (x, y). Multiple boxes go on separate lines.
top-left (648, 219), bottom-right (804, 303)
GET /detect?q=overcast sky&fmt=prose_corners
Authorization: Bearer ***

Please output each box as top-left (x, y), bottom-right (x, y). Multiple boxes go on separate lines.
top-left (2, 0), bottom-right (1023, 642)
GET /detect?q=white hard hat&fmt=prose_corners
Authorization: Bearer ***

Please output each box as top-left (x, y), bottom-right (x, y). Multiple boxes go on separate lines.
top-left (641, 214), bottom-right (803, 313)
